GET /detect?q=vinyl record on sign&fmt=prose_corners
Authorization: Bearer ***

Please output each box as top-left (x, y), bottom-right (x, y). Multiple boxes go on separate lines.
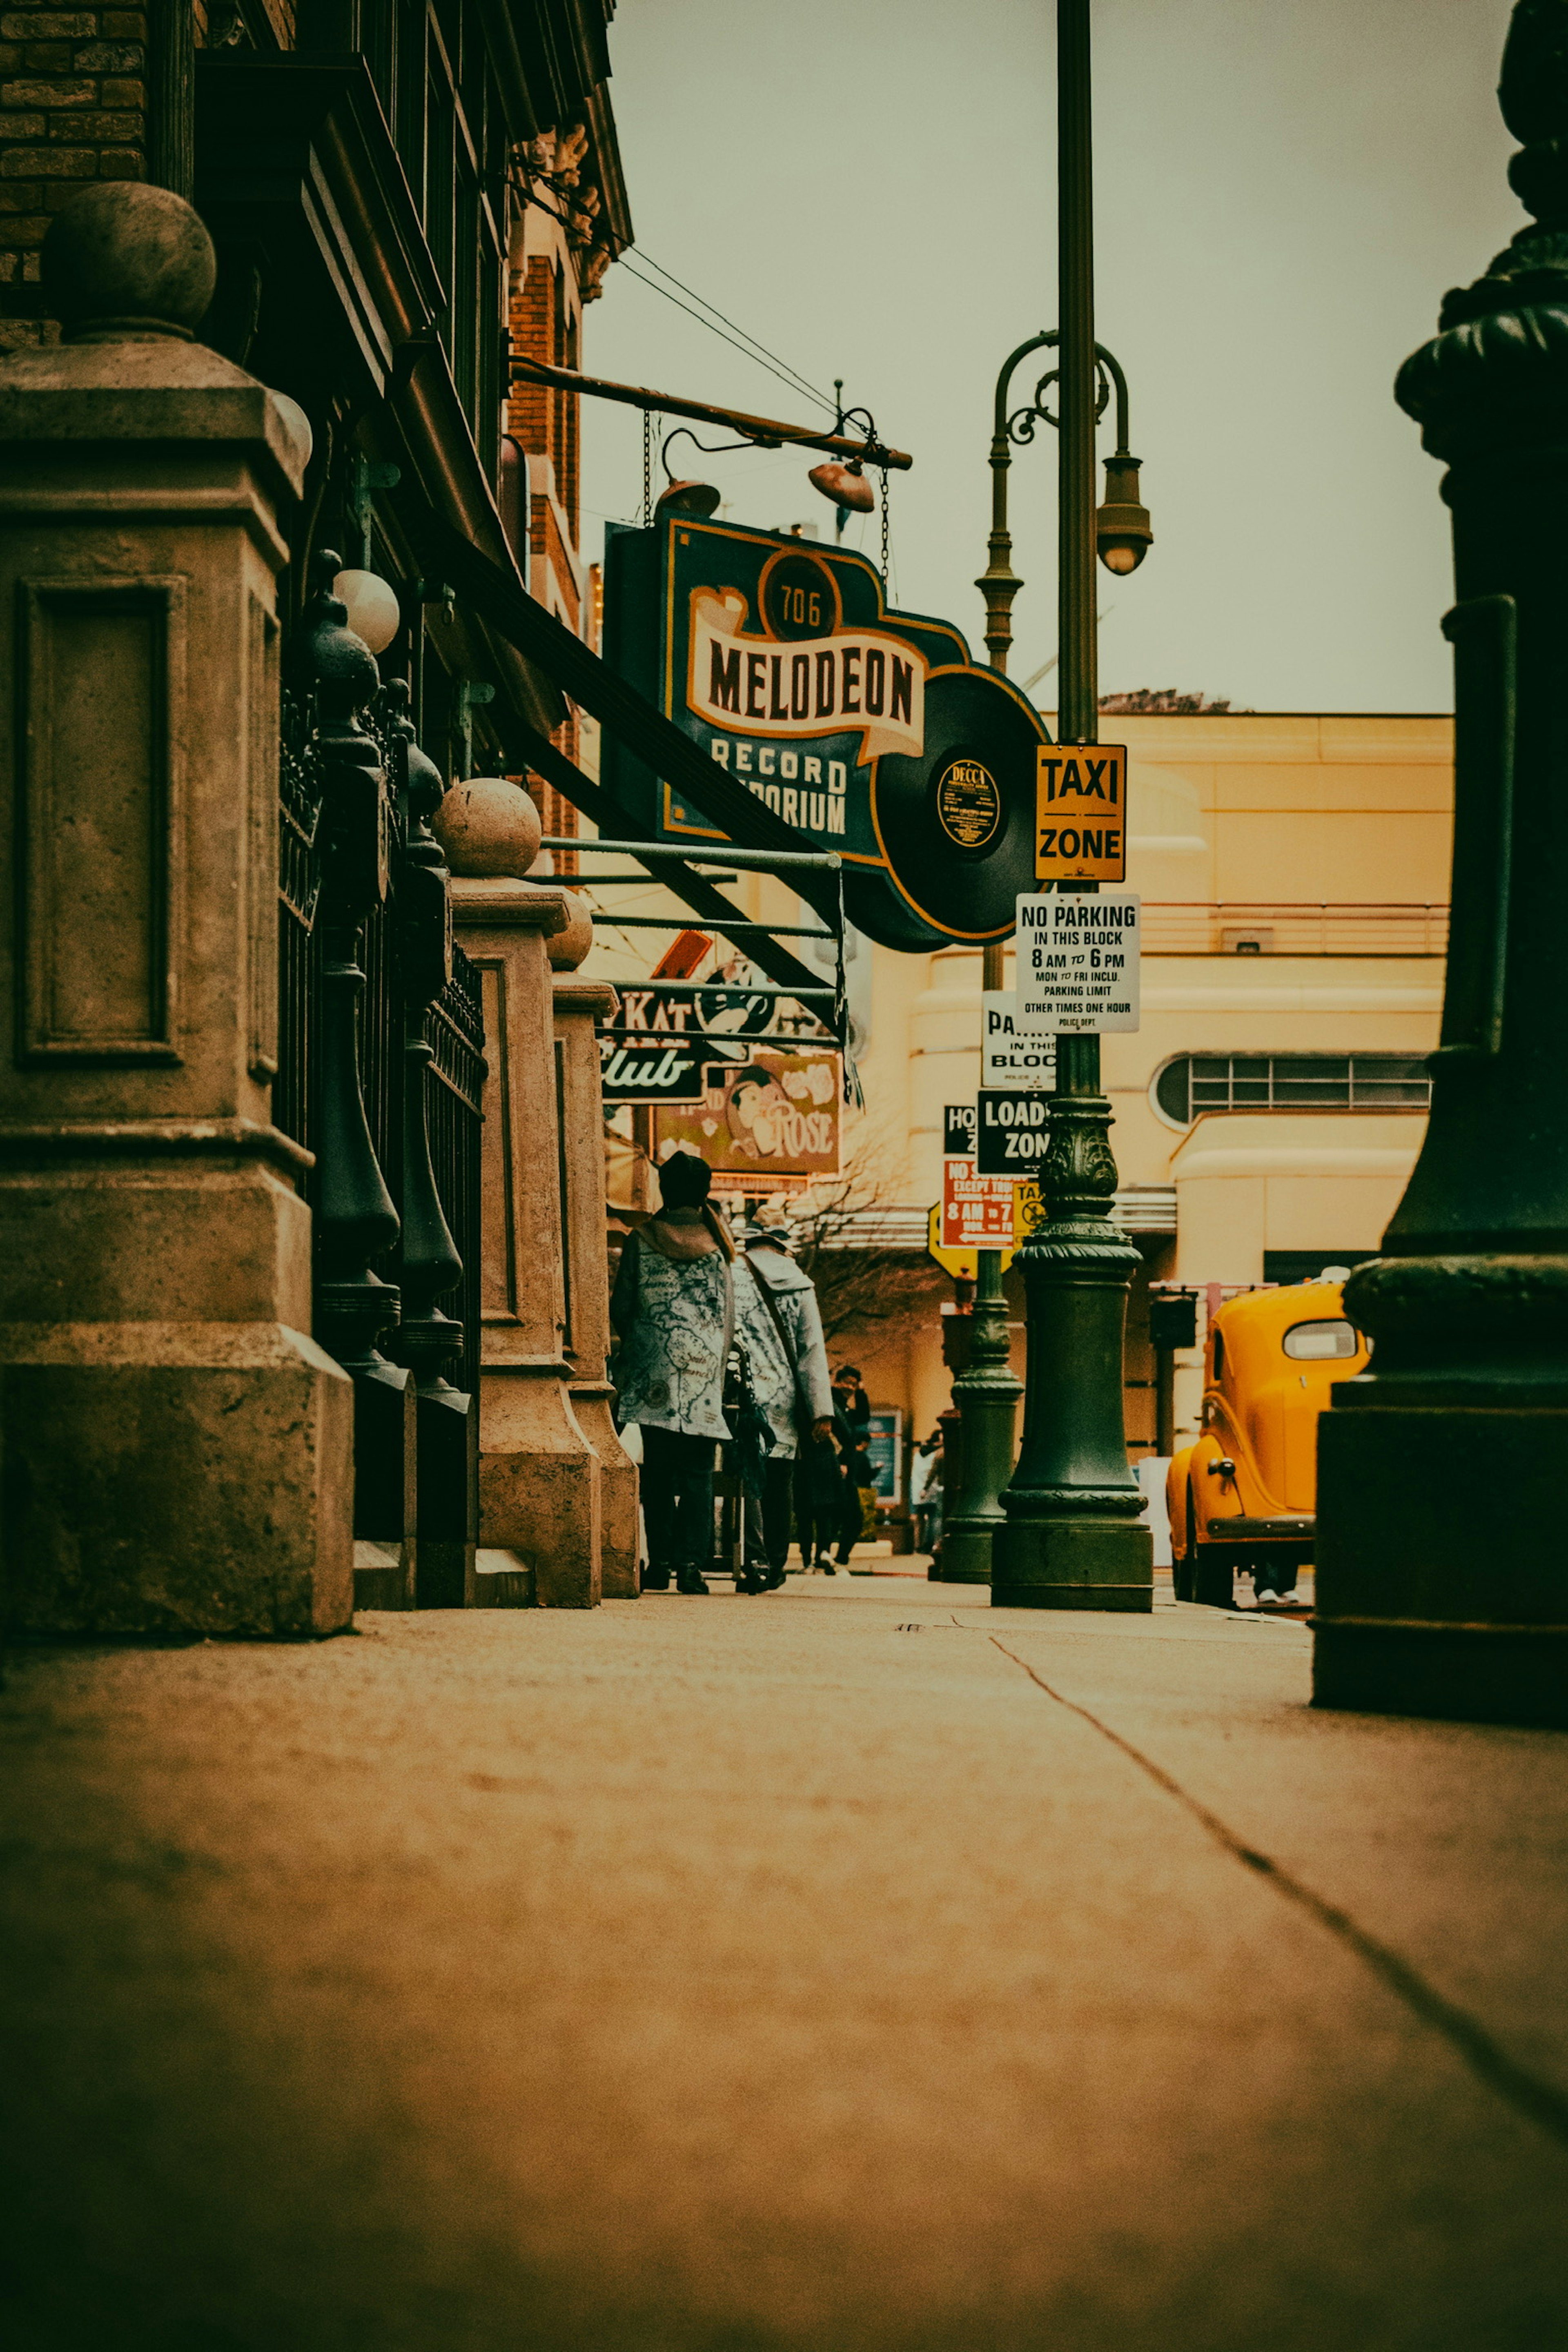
top-left (840, 862), bottom-right (951, 953)
top-left (870, 667), bottom-right (1047, 940)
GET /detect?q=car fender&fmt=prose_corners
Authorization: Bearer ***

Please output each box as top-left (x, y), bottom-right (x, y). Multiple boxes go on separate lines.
top-left (1192, 1428), bottom-right (1247, 1532)
top-left (1167, 1446), bottom-right (1196, 1557)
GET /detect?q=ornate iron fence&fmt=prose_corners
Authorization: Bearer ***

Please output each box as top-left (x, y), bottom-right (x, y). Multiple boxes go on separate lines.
top-left (274, 558), bottom-right (486, 1599)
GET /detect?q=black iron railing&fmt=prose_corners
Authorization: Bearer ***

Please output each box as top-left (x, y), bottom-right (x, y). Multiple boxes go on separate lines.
top-left (274, 566), bottom-right (486, 1586)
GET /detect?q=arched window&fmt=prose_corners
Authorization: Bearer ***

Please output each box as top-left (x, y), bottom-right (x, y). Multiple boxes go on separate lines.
top-left (1152, 1054), bottom-right (1431, 1128)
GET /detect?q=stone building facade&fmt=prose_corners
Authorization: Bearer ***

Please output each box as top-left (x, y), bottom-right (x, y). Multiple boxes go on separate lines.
top-left (0, 2), bottom-right (638, 1627)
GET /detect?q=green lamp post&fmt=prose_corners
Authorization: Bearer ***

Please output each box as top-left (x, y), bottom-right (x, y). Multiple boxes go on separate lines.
top-left (1314, 0), bottom-right (1568, 1727)
top-left (990, 0), bottom-right (1154, 1611)
top-left (944, 321), bottom-right (1149, 1587)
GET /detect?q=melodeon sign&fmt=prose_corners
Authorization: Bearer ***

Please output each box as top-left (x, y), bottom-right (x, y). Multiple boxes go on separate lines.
top-left (657, 520), bottom-right (966, 863)
top-left (601, 514), bottom-right (1050, 950)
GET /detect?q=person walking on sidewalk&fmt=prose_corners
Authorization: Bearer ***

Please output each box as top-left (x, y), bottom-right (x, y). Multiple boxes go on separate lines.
top-left (832, 1364), bottom-right (871, 1445)
top-left (910, 1428), bottom-right (944, 1557)
top-left (735, 1217), bottom-right (835, 1588)
top-left (610, 1152), bottom-right (733, 1595)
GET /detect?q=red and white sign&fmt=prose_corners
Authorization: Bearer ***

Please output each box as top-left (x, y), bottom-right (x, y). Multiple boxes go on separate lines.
top-left (940, 1156), bottom-right (1015, 1251)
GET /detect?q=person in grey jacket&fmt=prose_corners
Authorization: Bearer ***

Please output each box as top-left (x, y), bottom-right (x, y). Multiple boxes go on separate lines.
top-left (735, 1218), bottom-right (835, 1587)
top-left (610, 1152), bottom-right (733, 1594)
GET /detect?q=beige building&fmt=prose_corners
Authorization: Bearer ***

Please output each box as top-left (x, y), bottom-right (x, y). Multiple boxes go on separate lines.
top-left (583, 709), bottom-right (1452, 1475)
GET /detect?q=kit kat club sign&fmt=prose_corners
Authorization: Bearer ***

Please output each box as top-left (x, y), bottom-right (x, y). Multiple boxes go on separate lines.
top-left (602, 516), bottom-right (1050, 950)
top-left (598, 983), bottom-right (776, 1104)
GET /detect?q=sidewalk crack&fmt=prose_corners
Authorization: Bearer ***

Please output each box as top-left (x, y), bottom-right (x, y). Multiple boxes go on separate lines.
top-left (991, 1635), bottom-right (1568, 2152)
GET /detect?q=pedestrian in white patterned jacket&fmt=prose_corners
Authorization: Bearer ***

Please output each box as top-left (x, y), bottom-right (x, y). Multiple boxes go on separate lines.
top-left (610, 1152), bottom-right (734, 1595)
top-left (734, 1216), bottom-right (835, 1588)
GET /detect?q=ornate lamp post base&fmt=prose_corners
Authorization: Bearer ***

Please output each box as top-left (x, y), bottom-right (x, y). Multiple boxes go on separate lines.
top-left (992, 1516), bottom-right (1153, 1611)
top-left (942, 1271), bottom-right (1023, 1583)
top-left (992, 1212), bottom-right (1152, 1611)
top-left (1315, 1263), bottom-right (1568, 1729)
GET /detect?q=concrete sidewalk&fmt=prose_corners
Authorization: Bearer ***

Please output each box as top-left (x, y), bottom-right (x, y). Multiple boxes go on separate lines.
top-left (2, 1576), bottom-right (1566, 2350)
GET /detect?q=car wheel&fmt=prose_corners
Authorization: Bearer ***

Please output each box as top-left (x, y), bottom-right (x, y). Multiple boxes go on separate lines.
top-left (1194, 1537), bottom-right (1236, 1610)
top-left (1174, 1489), bottom-right (1196, 1602)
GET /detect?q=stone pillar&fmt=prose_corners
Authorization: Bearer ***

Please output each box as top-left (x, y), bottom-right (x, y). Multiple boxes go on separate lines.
top-left (0, 185), bottom-right (353, 1637)
top-left (451, 872), bottom-right (601, 1607)
top-left (553, 977), bottom-right (640, 1597)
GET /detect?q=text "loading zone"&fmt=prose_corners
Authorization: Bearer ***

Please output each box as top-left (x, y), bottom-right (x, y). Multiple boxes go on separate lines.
top-left (975, 1089), bottom-right (1052, 1175)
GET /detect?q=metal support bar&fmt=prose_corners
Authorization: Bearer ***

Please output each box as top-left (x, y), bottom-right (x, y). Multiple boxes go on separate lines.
top-left (491, 715), bottom-right (830, 1000)
top-left (543, 835), bottom-right (842, 874)
top-left (564, 873), bottom-right (739, 887)
top-left (590, 915), bottom-right (834, 938)
top-left (607, 982), bottom-right (837, 1003)
top-left (508, 356), bottom-right (913, 472)
top-left (606, 1032), bottom-right (837, 1054)
top-left (399, 496), bottom-right (841, 923)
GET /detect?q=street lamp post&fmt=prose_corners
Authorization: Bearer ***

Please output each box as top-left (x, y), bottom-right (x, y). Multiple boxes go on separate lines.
top-left (1314, 0), bottom-right (1568, 1728)
top-left (946, 340), bottom-right (1147, 1587)
top-left (991, 0), bottom-right (1153, 1612)
top-left (976, 332), bottom-right (1147, 679)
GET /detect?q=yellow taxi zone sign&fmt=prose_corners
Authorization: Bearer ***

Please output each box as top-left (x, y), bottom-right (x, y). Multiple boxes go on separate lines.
top-left (925, 1182), bottom-right (1043, 1280)
top-left (1035, 744), bottom-right (1127, 884)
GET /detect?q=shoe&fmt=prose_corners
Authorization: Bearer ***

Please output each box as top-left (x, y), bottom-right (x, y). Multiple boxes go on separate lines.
top-left (764, 1564), bottom-right (787, 1590)
top-left (1254, 1587), bottom-right (1284, 1608)
top-left (675, 1569), bottom-right (709, 1595)
top-left (739, 1566), bottom-right (766, 1595)
top-left (641, 1567), bottom-right (670, 1592)
top-left (823, 1563), bottom-right (837, 1576)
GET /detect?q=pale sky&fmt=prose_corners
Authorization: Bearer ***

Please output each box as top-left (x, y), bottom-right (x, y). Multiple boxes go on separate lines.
top-left (580, 0), bottom-right (1521, 714)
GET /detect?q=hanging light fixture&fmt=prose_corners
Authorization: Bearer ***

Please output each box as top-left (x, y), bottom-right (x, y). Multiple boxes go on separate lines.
top-left (654, 477), bottom-right (722, 518)
top-left (1095, 452), bottom-right (1153, 575)
top-left (808, 458), bottom-right (875, 514)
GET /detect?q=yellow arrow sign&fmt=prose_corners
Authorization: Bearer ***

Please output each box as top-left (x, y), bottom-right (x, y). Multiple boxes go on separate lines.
top-left (925, 1183), bottom-right (1043, 1280)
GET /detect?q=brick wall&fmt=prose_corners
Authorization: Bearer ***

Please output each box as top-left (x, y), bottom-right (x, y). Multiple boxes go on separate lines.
top-left (507, 254), bottom-right (553, 455)
top-left (509, 247), bottom-right (587, 860)
top-left (0, 6), bottom-right (147, 344)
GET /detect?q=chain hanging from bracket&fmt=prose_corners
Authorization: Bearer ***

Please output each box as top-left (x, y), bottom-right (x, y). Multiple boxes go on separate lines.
top-left (641, 407), bottom-right (654, 526)
top-left (880, 468), bottom-right (891, 589)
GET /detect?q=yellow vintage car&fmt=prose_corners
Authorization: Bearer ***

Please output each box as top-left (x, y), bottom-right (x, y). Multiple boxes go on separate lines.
top-left (1167, 1279), bottom-right (1368, 1607)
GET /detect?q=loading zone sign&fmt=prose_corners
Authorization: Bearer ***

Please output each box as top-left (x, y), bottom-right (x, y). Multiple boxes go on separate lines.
top-left (975, 1090), bottom-right (1051, 1176)
top-left (1016, 894), bottom-right (1140, 1033)
top-left (1036, 744), bottom-right (1127, 884)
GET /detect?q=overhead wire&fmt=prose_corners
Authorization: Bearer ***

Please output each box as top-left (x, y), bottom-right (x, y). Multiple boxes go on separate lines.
top-left (620, 248), bottom-right (837, 413)
top-left (510, 167), bottom-right (843, 425)
top-left (613, 255), bottom-right (839, 417)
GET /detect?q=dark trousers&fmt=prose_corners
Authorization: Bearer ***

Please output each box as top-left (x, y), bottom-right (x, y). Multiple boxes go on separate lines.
top-left (793, 1459), bottom-right (837, 1562)
top-left (835, 1480), bottom-right (867, 1564)
top-left (744, 1453), bottom-right (796, 1572)
top-left (640, 1425), bottom-right (715, 1574)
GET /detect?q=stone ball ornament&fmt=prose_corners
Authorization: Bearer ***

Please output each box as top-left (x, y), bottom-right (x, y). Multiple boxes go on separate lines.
top-left (429, 776), bottom-right (543, 877)
top-left (332, 569), bottom-right (402, 657)
top-left (546, 891), bottom-right (595, 970)
top-left (271, 391), bottom-right (314, 472)
top-left (43, 182), bottom-right (218, 339)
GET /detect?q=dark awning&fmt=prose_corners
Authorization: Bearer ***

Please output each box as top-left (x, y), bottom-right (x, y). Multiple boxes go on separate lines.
top-left (402, 500), bottom-right (845, 935)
